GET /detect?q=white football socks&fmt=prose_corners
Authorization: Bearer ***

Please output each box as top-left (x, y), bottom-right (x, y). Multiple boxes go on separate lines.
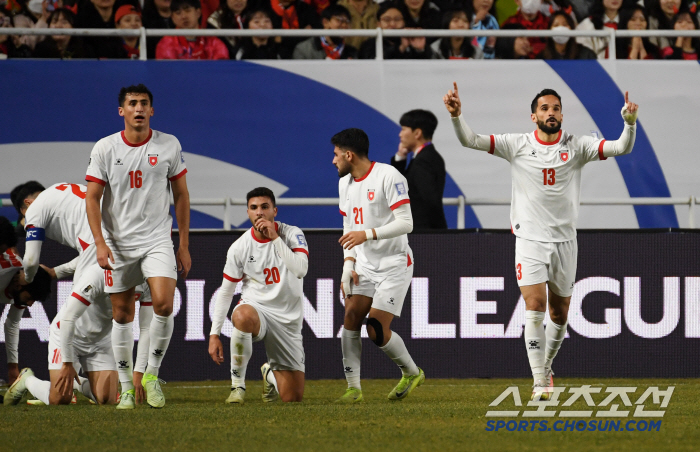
top-left (75, 376), bottom-right (96, 403)
top-left (145, 313), bottom-right (174, 377)
top-left (341, 327), bottom-right (362, 390)
top-left (112, 320), bottom-right (135, 392)
top-left (524, 310), bottom-right (546, 381)
top-left (25, 375), bottom-right (51, 405)
top-left (545, 320), bottom-right (568, 371)
top-left (265, 367), bottom-right (279, 392)
top-left (134, 305), bottom-right (153, 374)
top-left (379, 332), bottom-right (420, 376)
top-left (230, 327), bottom-right (252, 388)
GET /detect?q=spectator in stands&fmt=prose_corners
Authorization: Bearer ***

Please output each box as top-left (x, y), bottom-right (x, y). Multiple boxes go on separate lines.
top-left (391, 109), bottom-right (447, 230)
top-left (662, 10), bottom-right (700, 59)
top-left (0, 12), bottom-right (34, 57)
top-left (263, 0), bottom-right (321, 58)
top-left (143, 0), bottom-right (174, 58)
top-left (471, 0), bottom-right (498, 58)
top-left (207, 0), bottom-right (248, 56)
top-left (494, 23), bottom-right (532, 58)
top-left (293, 4), bottom-right (357, 59)
top-left (431, 8), bottom-right (483, 58)
top-left (113, 4), bottom-right (141, 58)
top-left (539, 0), bottom-right (577, 21)
top-left (75, 0), bottom-right (117, 28)
top-left (337, 0), bottom-right (377, 50)
top-left (234, 8), bottom-right (283, 59)
top-left (0, 9), bottom-right (16, 58)
top-left (575, 0), bottom-right (621, 58)
top-left (648, 0), bottom-right (689, 49)
top-left (398, 0), bottom-right (441, 30)
top-left (537, 10), bottom-right (596, 58)
top-left (359, 3), bottom-right (435, 58)
top-left (33, 7), bottom-right (93, 57)
top-left (615, 5), bottom-right (660, 59)
top-left (156, 0), bottom-right (229, 59)
top-left (503, 0), bottom-right (548, 57)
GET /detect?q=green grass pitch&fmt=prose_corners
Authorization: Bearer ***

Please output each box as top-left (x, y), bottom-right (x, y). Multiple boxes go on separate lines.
top-left (2, 378), bottom-right (699, 452)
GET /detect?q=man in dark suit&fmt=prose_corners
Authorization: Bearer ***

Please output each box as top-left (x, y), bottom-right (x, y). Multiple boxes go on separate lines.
top-left (390, 109), bottom-right (448, 229)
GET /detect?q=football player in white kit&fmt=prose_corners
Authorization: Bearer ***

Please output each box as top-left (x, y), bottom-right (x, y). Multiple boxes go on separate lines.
top-left (443, 83), bottom-right (639, 400)
top-left (331, 128), bottom-right (425, 404)
top-left (85, 84), bottom-right (191, 409)
top-left (0, 216), bottom-right (51, 387)
top-left (209, 187), bottom-right (308, 404)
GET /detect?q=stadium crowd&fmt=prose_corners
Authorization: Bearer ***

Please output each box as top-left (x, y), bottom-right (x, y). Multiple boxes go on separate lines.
top-left (1, 0), bottom-right (698, 59)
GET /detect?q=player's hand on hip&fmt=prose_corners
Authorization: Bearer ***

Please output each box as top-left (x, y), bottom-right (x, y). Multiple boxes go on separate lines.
top-left (208, 335), bottom-right (225, 365)
top-left (177, 247), bottom-right (191, 279)
top-left (56, 363), bottom-right (78, 399)
top-left (339, 231), bottom-right (367, 250)
top-left (133, 371), bottom-right (145, 404)
top-left (254, 218), bottom-right (279, 240)
top-left (621, 91), bottom-right (639, 125)
top-left (443, 81), bottom-right (462, 117)
top-left (96, 242), bottom-right (114, 270)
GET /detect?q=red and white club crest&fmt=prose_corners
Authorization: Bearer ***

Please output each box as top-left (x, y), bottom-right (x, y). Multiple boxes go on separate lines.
top-left (368, 189), bottom-right (375, 201)
top-left (560, 152), bottom-right (569, 162)
top-left (148, 154), bottom-right (158, 167)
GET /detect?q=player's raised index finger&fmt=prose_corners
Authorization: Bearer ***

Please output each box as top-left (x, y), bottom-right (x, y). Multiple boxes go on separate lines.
top-left (625, 91), bottom-right (629, 104)
top-left (453, 81), bottom-right (458, 95)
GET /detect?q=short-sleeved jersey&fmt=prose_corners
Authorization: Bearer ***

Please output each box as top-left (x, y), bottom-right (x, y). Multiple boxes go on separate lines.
top-left (489, 130), bottom-right (605, 242)
top-left (23, 183), bottom-right (93, 253)
top-left (223, 222), bottom-right (308, 328)
top-left (85, 129), bottom-right (187, 249)
top-left (0, 250), bottom-right (23, 304)
top-left (338, 162), bottom-right (411, 272)
top-left (56, 283), bottom-right (151, 344)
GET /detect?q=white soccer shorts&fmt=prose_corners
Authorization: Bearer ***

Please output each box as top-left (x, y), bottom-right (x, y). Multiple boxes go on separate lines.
top-left (233, 301), bottom-right (305, 373)
top-left (350, 255), bottom-right (414, 317)
top-left (105, 240), bottom-right (177, 293)
top-left (47, 321), bottom-right (116, 372)
top-left (71, 244), bottom-right (108, 305)
top-left (515, 237), bottom-right (578, 297)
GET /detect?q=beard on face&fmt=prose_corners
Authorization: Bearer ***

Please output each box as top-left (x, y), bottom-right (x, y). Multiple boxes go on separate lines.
top-left (538, 118), bottom-right (561, 134)
top-left (337, 165), bottom-right (350, 178)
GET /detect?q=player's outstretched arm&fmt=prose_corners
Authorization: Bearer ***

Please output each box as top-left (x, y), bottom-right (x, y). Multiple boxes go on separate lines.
top-left (602, 91), bottom-right (638, 158)
top-left (86, 181), bottom-right (113, 270)
top-left (209, 277), bottom-right (237, 365)
top-left (172, 175), bottom-right (191, 279)
top-left (443, 82), bottom-right (493, 152)
top-left (56, 297), bottom-right (87, 398)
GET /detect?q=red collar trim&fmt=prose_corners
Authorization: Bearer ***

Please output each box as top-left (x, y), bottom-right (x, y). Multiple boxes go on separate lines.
top-left (250, 222), bottom-right (279, 243)
top-left (354, 161), bottom-right (376, 182)
top-left (534, 130), bottom-right (562, 146)
top-left (121, 129), bottom-right (153, 147)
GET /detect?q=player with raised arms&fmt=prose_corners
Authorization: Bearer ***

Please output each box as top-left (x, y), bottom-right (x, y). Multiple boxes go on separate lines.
top-left (209, 187), bottom-right (308, 404)
top-left (443, 82), bottom-right (638, 400)
top-left (85, 83), bottom-right (191, 409)
top-left (332, 128), bottom-right (424, 403)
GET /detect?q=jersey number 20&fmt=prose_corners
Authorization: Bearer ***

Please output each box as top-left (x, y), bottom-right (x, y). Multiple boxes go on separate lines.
top-left (264, 267), bottom-right (280, 285)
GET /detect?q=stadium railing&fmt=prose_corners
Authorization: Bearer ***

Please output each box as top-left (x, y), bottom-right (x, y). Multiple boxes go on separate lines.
top-left (5, 28), bottom-right (700, 61)
top-left (2, 196), bottom-right (696, 229)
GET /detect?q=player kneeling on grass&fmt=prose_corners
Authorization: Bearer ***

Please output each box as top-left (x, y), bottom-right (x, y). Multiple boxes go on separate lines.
top-left (5, 260), bottom-right (152, 407)
top-left (332, 128), bottom-right (424, 404)
top-left (444, 82), bottom-right (638, 401)
top-left (209, 187), bottom-right (308, 404)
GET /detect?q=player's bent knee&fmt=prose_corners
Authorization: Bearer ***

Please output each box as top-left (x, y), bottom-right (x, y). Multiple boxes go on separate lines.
top-left (366, 318), bottom-right (384, 347)
top-left (49, 392), bottom-right (73, 405)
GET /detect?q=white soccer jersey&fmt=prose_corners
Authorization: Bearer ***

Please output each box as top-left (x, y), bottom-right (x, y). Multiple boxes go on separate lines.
top-left (488, 130), bottom-right (605, 242)
top-left (85, 129), bottom-right (187, 249)
top-left (55, 283), bottom-right (151, 345)
top-left (339, 162), bottom-right (412, 272)
top-left (23, 183), bottom-right (94, 253)
top-left (0, 250), bottom-right (23, 304)
top-left (223, 222), bottom-right (308, 328)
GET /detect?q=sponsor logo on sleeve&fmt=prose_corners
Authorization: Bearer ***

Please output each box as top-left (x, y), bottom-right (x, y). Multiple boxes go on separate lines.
top-left (296, 234), bottom-right (307, 246)
top-left (180, 150), bottom-right (185, 163)
top-left (395, 182), bottom-right (406, 196)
